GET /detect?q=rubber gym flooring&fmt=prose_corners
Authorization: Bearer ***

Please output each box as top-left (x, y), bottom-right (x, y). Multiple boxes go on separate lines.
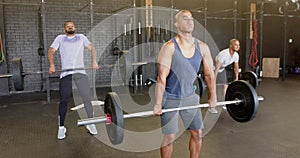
top-left (0, 75), bottom-right (300, 158)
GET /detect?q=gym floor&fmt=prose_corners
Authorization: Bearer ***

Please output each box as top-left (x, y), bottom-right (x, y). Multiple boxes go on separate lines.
top-left (0, 75), bottom-right (300, 158)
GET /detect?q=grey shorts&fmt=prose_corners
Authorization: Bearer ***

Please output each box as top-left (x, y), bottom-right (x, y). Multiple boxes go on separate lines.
top-left (217, 69), bottom-right (234, 84)
top-left (216, 70), bottom-right (228, 84)
top-left (160, 94), bottom-right (204, 134)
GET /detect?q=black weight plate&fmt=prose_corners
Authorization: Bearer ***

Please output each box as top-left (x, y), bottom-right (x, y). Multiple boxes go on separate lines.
top-left (240, 71), bottom-right (258, 89)
top-left (104, 92), bottom-right (124, 145)
top-left (12, 58), bottom-right (24, 91)
top-left (225, 80), bottom-right (259, 123)
top-left (194, 76), bottom-right (206, 97)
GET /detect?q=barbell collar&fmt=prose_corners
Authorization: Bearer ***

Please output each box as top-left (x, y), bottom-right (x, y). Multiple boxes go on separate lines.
top-left (257, 96), bottom-right (264, 101)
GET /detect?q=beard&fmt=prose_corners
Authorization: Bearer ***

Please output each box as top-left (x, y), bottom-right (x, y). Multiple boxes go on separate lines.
top-left (66, 30), bottom-right (75, 34)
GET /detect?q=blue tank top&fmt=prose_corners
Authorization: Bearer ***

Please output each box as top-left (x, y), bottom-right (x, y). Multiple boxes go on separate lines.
top-left (165, 38), bottom-right (202, 98)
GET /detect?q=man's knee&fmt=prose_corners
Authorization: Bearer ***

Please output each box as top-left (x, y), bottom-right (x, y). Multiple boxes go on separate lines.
top-left (163, 134), bottom-right (176, 146)
top-left (191, 130), bottom-right (202, 141)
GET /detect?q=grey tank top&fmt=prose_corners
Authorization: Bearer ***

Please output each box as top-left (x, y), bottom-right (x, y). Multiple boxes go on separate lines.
top-left (165, 38), bottom-right (202, 98)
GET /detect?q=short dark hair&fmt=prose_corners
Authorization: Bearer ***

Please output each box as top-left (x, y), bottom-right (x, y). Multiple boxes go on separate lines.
top-left (64, 20), bottom-right (74, 27)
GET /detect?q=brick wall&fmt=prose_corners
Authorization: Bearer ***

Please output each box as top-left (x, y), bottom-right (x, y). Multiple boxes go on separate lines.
top-left (0, 0), bottom-right (9, 95)
top-left (4, 1), bottom-right (41, 91)
top-left (2, 0), bottom-right (132, 92)
top-left (1, 0), bottom-right (255, 95)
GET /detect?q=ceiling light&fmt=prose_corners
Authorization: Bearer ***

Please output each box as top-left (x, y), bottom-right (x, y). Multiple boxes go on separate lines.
top-left (291, 0), bottom-right (298, 3)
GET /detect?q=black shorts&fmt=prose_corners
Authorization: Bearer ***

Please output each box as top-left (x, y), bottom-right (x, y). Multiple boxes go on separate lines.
top-left (217, 64), bottom-right (235, 84)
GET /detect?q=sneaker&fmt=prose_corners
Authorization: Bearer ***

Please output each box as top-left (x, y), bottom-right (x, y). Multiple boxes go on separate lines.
top-left (57, 126), bottom-right (67, 140)
top-left (208, 107), bottom-right (218, 114)
top-left (86, 124), bottom-right (98, 135)
top-left (222, 105), bottom-right (227, 110)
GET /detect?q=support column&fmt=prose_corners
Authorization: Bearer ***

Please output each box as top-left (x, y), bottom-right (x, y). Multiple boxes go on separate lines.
top-left (41, 0), bottom-right (50, 102)
top-left (203, 0), bottom-right (208, 42)
top-left (259, 1), bottom-right (264, 77)
top-left (233, 0), bottom-right (238, 38)
top-left (170, 0), bottom-right (174, 37)
top-left (89, 0), bottom-right (97, 99)
top-left (282, 0), bottom-right (288, 81)
top-left (0, 0), bottom-right (9, 95)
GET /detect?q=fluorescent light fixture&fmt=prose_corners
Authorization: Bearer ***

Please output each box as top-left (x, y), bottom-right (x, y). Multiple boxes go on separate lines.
top-left (264, 0), bottom-right (277, 3)
top-left (291, 0), bottom-right (298, 3)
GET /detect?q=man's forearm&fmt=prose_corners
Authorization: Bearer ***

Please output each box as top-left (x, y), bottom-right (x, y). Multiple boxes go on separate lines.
top-left (235, 71), bottom-right (239, 80)
top-left (206, 77), bottom-right (217, 101)
top-left (48, 48), bottom-right (55, 66)
top-left (155, 81), bottom-right (165, 106)
top-left (91, 47), bottom-right (97, 63)
top-left (234, 65), bottom-right (239, 80)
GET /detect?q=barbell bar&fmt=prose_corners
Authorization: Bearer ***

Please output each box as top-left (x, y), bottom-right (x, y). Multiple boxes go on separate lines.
top-left (212, 70), bottom-right (261, 88)
top-left (0, 58), bottom-right (95, 91)
top-left (70, 100), bottom-right (104, 111)
top-left (77, 80), bottom-right (264, 145)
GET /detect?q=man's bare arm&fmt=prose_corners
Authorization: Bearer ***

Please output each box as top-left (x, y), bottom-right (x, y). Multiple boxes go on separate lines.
top-left (153, 42), bottom-right (174, 115)
top-left (214, 60), bottom-right (222, 80)
top-left (87, 44), bottom-right (99, 69)
top-left (199, 41), bottom-right (217, 107)
top-left (48, 47), bottom-right (56, 74)
top-left (234, 62), bottom-right (239, 81)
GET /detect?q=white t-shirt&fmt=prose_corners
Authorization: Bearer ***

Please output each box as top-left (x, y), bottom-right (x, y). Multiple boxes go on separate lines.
top-left (50, 34), bottom-right (91, 78)
top-left (215, 48), bottom-right (239, 72)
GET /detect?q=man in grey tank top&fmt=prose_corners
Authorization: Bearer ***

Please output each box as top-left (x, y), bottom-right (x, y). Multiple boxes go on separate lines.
top-left (153, 10), bottom-right (217, 158)
top-left (48, 21), bottom-right (99, 140)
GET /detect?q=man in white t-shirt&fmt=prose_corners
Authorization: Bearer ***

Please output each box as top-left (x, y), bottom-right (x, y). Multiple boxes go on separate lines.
top-left (48, 21), bottom-right (99, 139)
top-left (208, 39), bottom-right (240, 114)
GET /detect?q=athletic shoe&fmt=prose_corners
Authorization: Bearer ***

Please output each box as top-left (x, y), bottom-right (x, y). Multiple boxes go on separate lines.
top-left (222, 105), bottom-right (227, 110)
top-left (57, 126), bottom-right (67, 140)
top-left (208, 107), bottom-right (218, 114)
top-left (86, 124), bottom-right (98, 135)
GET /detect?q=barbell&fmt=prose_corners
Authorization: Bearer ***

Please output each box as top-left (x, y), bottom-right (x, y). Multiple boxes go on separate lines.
top-left (239, 71), bottom-right (261, 88)
top-left (77, 80), bottom-right (264, 145)
top-left (199, 70), bottom-right (262, 95)
top-left (144, 71), bottom-right (260, 99)
top-left (0, 58), bottom-right (95, 91)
